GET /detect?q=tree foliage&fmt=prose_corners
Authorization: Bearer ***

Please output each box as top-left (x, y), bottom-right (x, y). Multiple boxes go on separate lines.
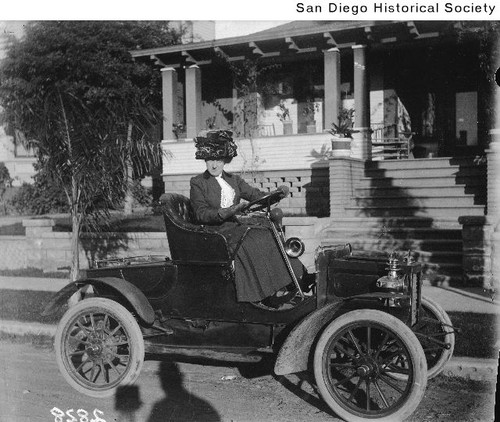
top-left (0, 21), bottom-right (181, 278)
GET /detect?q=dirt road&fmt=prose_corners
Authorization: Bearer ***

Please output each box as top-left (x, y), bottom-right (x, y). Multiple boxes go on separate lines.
top-left (0, 341), bottom-right (496, 422)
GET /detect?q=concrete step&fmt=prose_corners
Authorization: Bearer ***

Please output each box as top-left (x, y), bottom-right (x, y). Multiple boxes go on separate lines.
top-left (353, 185), bottom-right (484, 198)
top-left (355, 175), bottom-right (486, 189)
top-left (322, 225), bottom-right (463, 240)
top-left (413, 251), bottom-right (462, 265)
top-left (353, 195), bottom-right (479, 208)
top-left (345, 204), bottom-right (485, 218)
top-left (324, 217), bottom-right (463, 231)
top-left (321, 236), bottom-right (463, 280)
top-left (321, 236), bottom-right (463, 252)
top-left (363, 166), bottom-right (485, 179)
top-left (364, 157), bottom-right (486, 170)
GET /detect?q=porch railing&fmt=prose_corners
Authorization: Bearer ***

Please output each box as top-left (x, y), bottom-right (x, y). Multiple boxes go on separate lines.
top-left (371, 124), bottom-right (413, 160)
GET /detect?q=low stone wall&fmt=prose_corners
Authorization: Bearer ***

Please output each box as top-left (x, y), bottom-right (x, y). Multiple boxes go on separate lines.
top-left (492, 227), bottom-right (500, 291)
top-left (0, 219), bottom-right (171, 272)
top-left (328, 157), bottom-right (365, 217)
top-left (458, 216), bottom-right (495, 288)
top-left (164, 165), bottom-right (330, 217)
top-left (0, 217), bottom-right (326, 273)
top-left (3, 214), bottom-right (495, 289)
top-left (0, 236), bottom-right (28, 269)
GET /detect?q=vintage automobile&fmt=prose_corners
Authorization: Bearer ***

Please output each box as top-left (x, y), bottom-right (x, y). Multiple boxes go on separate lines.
top-left (43, 190), bottom-right (456, 422)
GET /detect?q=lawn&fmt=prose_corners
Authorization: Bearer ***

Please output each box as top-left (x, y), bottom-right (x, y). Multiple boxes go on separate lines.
top-left (0, 289), bottom-right (67, 325)
top-left (0, 288), bottom-right (497, 359)
top-left (53, 214), bottom-right (165, 233)
top-left (447, 311), bottom-right (498, 359)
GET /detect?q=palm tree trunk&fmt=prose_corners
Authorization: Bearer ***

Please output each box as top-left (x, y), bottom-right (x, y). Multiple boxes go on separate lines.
top-left (68, 175), bottom-right (82, 306)
top-left (124, 121), bottom-right (134, 214)
top-left (70, 212), bottom-right (81, 281)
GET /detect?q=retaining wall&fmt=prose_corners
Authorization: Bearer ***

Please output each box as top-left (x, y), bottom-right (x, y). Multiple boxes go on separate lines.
top-left (0, 219), bottom-right (171, 272)
top-left (1, 215), bottom-right (496, 289)
top-left (0, 217), bottom-right (324, 273)
top-left (0, 236), bottom-right (28, 269)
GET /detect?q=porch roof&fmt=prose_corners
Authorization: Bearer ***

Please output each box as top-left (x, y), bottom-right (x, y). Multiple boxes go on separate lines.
top-left (130, 21), bottom-right (473, 67)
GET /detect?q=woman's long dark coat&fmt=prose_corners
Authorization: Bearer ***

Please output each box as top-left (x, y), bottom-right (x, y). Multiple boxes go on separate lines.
top-left (190, 171), bottom-right (294, 302)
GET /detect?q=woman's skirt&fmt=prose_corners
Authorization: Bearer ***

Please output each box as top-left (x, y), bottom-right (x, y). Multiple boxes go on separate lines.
top-left (215, 217), bottom-right (303, 302)
top-left (233, 226), bottom-right (295, 302)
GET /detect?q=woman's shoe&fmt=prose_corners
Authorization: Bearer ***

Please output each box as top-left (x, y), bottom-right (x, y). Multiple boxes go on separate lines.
top-left (258, 289), bottom-right (296, 308)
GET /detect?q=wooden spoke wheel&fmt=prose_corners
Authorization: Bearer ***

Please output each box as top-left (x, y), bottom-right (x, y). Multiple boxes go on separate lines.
top-left (55, 298), bottom-right (144, 397)
top-left (314, 309), bottom-right (427, 422)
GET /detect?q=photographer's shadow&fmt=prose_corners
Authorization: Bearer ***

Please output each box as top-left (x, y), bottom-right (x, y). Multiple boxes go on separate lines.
top-left (147, 361), bottom-right (220, 422)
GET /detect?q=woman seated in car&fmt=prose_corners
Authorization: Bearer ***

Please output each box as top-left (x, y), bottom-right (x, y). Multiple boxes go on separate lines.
top-left (190, 129), bottom-right (308, 307)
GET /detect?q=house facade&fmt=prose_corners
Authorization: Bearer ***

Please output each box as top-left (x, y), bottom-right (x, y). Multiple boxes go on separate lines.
top-left (130, 20), bottom-right (492, 203)
top-left (130, 21), bottom-right (498, 287)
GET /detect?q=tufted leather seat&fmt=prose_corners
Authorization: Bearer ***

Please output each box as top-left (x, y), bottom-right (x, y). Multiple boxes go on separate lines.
top-left (160, 193), bottom-right (232, 264)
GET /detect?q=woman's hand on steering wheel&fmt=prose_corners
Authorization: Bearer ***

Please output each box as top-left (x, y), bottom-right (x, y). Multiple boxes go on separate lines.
top-left (243, 188), bottom-right (287, 213)
top-left (218, 202), bottom-right (248, 220)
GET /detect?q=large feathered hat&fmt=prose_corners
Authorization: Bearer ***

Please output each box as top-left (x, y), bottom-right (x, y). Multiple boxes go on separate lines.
top-left (194, 129), bottom-right (238, 160)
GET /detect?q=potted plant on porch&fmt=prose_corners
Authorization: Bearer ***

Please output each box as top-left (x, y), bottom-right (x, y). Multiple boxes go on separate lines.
top-left (277, 100), bottom-right (293, 135)
top-left (328, 108), bottom-right (356, 157)
top-left (172, 123), bottom-right (186, 140)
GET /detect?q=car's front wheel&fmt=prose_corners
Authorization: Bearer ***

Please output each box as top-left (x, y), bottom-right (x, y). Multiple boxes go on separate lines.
top-left (313, 309), bottom-right (427, 422)
top-left (55, 297), bottom-right (145, 397)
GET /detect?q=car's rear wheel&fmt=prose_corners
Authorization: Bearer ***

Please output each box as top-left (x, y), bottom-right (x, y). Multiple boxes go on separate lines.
top-left (313, 309), bottom-right (427, 422)
top-left (413, 296), bottom-right (455, 379)
top-left (55, 297), bottom-right (144, 397)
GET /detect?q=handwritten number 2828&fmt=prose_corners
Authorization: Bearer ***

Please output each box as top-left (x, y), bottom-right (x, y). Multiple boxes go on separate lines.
top-left (50, 407), bottom-right (106, 422)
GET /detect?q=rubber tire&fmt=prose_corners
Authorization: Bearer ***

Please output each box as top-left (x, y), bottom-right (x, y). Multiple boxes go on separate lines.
top-left (55, 297), bottom-right (145, 398)
top-left (313, 309), bottom-right (428, 422)
top-left (417, 296), bottom-right (455, 379)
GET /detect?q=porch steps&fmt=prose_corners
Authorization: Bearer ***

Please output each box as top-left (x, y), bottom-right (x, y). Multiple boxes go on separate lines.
top-left (320, 217), bottom-right (464, 282)
top-left (354, 185), bottom-right (483, 197)
top-left (326, 157), bottom-right (486, 282)
top-left (346, 204), bottom-right (485, 218)
top-left (355, 176), bottom-right (485, 189)
top-left (346, 157), bottom-right (486, 220)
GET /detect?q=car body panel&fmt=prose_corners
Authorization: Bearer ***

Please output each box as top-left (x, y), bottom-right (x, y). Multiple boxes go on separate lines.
top-left (274, 301), bottom-right (345, 375)
top-left (42, 276), bottom-right (156, 326)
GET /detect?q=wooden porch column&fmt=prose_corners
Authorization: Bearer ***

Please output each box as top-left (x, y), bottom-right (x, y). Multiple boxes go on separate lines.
top-left (324, 47), bottom-right (341, 130)
top-left (351, 45), bottom-right (371, 160)
top-left (185, 65), bottom-right (202, 138)
top-left (486, 33), bottom-right (500, 291)
top-left (161, 67), bottom-right (178, 140)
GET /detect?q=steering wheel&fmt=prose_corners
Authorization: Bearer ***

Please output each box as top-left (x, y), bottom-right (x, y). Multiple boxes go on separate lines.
top-left (243, 189), bottom-right (285, 213)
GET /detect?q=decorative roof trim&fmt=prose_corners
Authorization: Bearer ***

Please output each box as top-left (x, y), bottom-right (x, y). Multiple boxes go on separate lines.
top-left (286, 37), bottom-right (317, 54)
top-left (213, 46), bottom-right (245, 62)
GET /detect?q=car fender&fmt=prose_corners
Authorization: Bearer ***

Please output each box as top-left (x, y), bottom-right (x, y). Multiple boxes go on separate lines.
top-left (41, 277), bottom-right (155, 326)
top-left (274, 301), bottom-right (345, 376)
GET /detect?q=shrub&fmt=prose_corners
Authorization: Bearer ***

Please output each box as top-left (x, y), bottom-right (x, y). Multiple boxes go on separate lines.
top-left (0, 162), bottom-right (12, 190)
top-left (9, 182), bottom-right (69, 215)
top-left (131, 181), bottom-right (152, 207)
top-left (0, 162), bottom-right (13, 215)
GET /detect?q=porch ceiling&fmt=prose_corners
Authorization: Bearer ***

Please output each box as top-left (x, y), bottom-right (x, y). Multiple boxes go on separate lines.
top-left (130, 21), bottom-right (476, 68)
